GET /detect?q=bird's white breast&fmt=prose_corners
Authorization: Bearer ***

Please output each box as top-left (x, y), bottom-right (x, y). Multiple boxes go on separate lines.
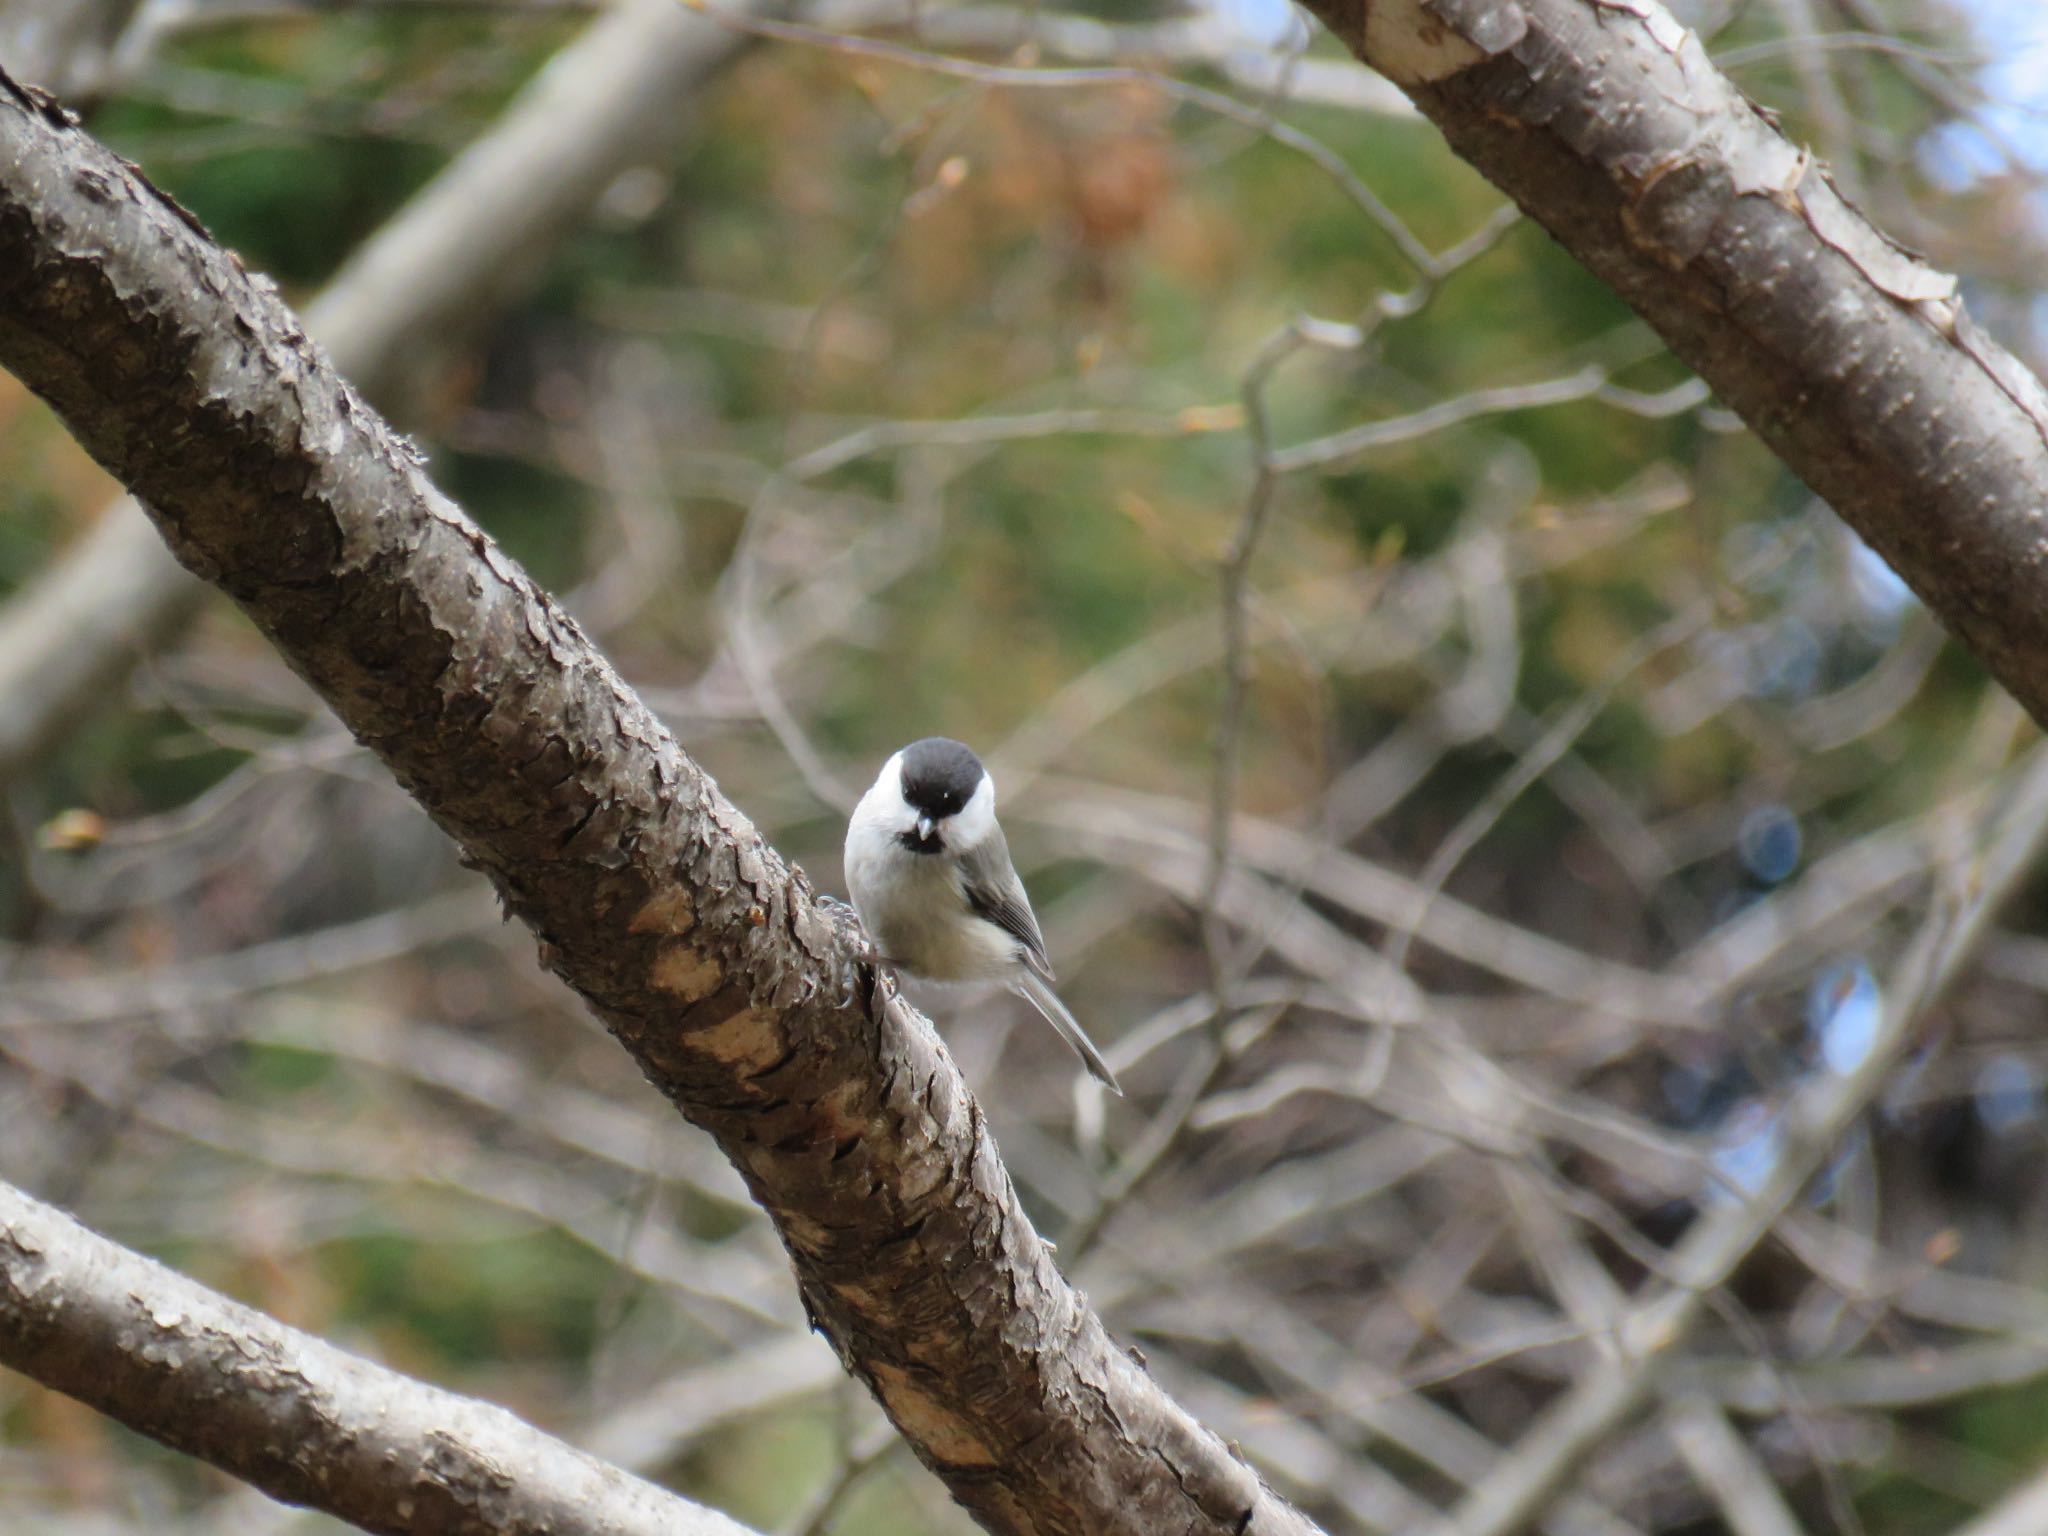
top-left (845, 777), bottom-right (1018, 982)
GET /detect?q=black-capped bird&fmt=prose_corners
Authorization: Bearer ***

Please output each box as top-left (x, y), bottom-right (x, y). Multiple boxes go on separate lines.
top-left (844, 737), bottom-right (1120, 1094)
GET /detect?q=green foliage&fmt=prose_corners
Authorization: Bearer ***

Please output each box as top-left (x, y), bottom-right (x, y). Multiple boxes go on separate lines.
top-left (325, 1226), bottom-right (614, 1366)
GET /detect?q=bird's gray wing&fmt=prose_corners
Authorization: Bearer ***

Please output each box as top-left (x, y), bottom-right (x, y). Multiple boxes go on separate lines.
top-left (957, 826), bottom-right (1055, 981)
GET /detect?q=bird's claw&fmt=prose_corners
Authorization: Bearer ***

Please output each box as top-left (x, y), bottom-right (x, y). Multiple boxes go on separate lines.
top-left (815, 893), bottom-right (885, 1006)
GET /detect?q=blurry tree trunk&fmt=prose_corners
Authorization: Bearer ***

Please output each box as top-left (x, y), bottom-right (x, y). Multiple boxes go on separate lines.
top-left (0, 1178), bottom-right (761, 1536)
top-left (0, 66), bottom-right (1324, 1536)
top-left (0, 0), bottom-right (147, 104)
top-left (0, 0), bottom-right (753, 789)
top-left (1298, 0), bottom-right (2048, 728)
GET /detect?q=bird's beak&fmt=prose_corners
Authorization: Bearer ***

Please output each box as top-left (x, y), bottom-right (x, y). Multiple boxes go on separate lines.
top-left (917, 816), bottom-right (935, 841)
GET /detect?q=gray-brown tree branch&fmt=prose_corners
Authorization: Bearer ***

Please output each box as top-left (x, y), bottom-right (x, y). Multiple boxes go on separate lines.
top-left (0, 0), bottom-right (752, 787)
top-left (0, 1176), bottom-right (761, 1536)
top-left (0, 65), bottom-right (1317, 1536)
top-left (1299, 0), bottom-right (2048, 725)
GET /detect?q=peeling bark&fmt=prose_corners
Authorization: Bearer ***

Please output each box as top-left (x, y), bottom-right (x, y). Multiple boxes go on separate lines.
top-left (0, 69), bottom-right (1319, 1536)
top-left (0, 1179), bottom-right (759, 1536)
top-left (1310, 0), bottom-right (2048, 723)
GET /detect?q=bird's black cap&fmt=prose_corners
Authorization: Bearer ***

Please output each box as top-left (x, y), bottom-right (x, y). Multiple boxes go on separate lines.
top-left (898, 737), bottom-right (985, 819)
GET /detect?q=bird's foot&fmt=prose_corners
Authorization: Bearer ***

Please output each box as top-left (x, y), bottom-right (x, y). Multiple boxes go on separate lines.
top-left (815, 894), bottom-right (886, 1004)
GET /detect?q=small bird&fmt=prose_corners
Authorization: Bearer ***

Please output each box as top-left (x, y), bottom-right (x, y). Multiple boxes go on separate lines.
top-left (845, 737), bottom-right (1122, 1094)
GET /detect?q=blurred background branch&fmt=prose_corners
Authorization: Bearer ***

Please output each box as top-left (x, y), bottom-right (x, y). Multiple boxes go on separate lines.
top-left (0, 0), bottom-right (752, 788)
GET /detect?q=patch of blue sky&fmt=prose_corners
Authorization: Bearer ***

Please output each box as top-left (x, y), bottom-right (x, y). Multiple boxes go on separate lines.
top-left (1707, 1100), bottom-right (1783, 1203)
top-left (1808, 959), bottom-right (1882, 1077)
top-left (1203, 0), bottom-right (1308, 50)
top-left (1918, 0), bottom-right (2048, 191)
top-left (1847, 540), bottom-right (1914, 629)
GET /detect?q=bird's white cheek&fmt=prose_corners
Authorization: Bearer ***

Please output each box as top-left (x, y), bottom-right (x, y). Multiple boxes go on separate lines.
top-left (952, 776), bottom-right (997, 846)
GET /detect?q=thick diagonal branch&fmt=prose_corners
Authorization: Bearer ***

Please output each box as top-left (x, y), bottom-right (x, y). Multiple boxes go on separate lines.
top-left (0, 68), bottom-right (1317, 1536)
top-left (0, 0), bottom-right (751, 787)
top-left (1302, 0), bottom-right (2048, 723)
top-left (0, 1178), bottom-right (758, 1536)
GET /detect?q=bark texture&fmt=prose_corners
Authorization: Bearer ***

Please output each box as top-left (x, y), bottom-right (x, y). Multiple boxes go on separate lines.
top-left (0, 0), bottom-right (751, 788)
top-left (0, 1179), bottom-right (758, 1536)
top-left (0, 69), bottom-right (1316, 1536)
top-left (1305, 0), bottom-right (2048, 722)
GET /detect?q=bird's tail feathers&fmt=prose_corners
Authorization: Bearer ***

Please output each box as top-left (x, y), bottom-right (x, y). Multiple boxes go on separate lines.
top-left (1014, 971), bottom-right (1123, 1095)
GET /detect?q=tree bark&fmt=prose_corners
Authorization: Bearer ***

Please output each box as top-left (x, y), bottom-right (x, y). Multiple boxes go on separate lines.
top-left (0, 68), bottom-right (1317, 1536)
top-left (0, 0), bottom-right (753, 788)
top-left (0, 1178), bottom-right (760, 1536)
top-left (1299, 0), bottom-right (2048, 726)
